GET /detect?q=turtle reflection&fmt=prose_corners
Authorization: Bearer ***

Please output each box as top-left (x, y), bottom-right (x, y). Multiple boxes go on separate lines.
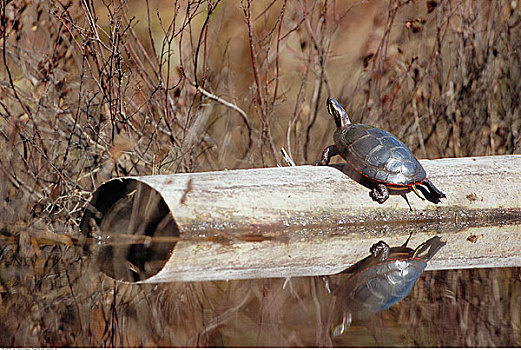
top-left (324, 235), bottom-right (445, 337)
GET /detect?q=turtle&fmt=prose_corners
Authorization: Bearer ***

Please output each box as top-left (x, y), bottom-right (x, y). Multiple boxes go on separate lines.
top-left (324, 234), bottom-right (446, 337)
top-left (316, 97), bottom-right (446, 208)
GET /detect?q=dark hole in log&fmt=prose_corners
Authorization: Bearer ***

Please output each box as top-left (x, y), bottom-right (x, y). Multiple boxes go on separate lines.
top-left (80, 179), bottom-right (179, 282)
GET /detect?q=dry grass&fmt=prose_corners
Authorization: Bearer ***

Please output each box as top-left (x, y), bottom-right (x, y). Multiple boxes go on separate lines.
top-left (1, 0), bottom-right (520, 346)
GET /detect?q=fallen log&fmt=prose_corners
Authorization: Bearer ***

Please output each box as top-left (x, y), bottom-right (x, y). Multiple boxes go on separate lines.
top-left (80, 155), bottom-right (521, 283)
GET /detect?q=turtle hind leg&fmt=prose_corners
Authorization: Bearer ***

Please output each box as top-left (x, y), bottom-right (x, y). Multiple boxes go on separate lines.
top-left (400, 193), bottom-right (413, 212)
top-left (401, 231), bottom-right (414, 247)
top-left (420, 178), bottom-right (446, 204)
top-left (315, 145), bottom-right (339, 166)
top-left (369, 183), bottom-right (389, 204)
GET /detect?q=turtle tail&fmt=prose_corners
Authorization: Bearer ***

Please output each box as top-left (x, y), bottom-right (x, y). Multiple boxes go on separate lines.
top-left (412, 236), bottom-right (446, 262)
top-left (418, 178), bottom-right (446, 204)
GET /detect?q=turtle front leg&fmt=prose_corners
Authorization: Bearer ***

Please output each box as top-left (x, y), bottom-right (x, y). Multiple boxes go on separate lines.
top-left (315, 145), bottom-right (339, 166)
top-left (369, 183), bottom-right (389, 204)
top-left (321, 275), bottom-right (339, 295)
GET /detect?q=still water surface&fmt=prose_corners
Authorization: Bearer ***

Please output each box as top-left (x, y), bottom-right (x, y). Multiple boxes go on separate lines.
top-left (1, 228), bottom-right (520, 347)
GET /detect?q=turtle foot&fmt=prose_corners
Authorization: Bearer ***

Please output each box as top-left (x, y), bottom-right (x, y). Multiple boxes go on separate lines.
top-left (370, 240), bottom-right (390, 261)
top-left (369, 183), bottom-right (389, 204)
top-left (315, 145), bottom-right (339, 166)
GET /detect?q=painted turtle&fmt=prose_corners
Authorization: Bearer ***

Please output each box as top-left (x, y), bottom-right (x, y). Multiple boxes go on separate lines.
top-left (324, 235), bottom-right (445, 336)
top-left (316, 97), bottom-right (446, 208)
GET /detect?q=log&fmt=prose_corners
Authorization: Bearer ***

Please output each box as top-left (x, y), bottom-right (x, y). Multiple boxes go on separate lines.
top-left (80, 155), bottom-right (521, 283)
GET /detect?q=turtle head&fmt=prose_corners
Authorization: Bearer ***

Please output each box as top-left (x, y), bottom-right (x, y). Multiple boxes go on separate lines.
top-left (331, 312), bottom-right (351, 337)
top-left (327, 97), bottom-right (351, 128)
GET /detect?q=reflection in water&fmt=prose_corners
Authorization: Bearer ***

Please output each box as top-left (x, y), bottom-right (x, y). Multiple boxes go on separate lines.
top-left (1, 231), bottom-right (520, 346)
top-left (324, 235), bottom-right (445, 337)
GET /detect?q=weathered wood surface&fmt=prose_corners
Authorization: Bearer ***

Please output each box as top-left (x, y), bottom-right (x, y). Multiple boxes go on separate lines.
top-left (153, 224), bottom-right (521, 282)
top-left (122, 155), bottom-right (521, 231)
top-left (81, 155), bottom-right (521, 283)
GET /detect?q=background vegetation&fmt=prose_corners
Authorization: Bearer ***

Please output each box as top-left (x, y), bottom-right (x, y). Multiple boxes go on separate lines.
top-left (0, 0), bottom-right (520, 346)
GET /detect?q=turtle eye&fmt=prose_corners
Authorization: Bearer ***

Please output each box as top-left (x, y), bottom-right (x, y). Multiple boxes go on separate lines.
top-left (327, 98), bottom-right (341, 120)
top-left (327, 99), bottom-right (335, 117)
top-left (327, 99), bottom-right (338, 115)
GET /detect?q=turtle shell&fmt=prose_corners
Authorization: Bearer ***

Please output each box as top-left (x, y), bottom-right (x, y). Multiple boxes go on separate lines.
top-left (334, 124), bottom-right (426, 186)
top-left (336, 248), bottom-right (427, 313)
top-left (334, 236), bottom-right (445, 315)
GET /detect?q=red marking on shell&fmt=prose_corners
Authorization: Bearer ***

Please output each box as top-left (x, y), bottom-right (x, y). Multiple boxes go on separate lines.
top-left (342, 156), bottom-right (423, 188)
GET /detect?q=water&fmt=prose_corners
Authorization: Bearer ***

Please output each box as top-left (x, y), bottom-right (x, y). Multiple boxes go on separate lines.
top-left (1, 226), bottom-right (520, 346)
